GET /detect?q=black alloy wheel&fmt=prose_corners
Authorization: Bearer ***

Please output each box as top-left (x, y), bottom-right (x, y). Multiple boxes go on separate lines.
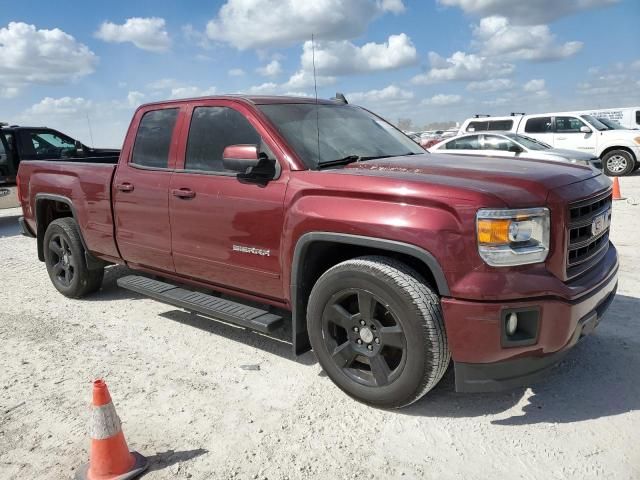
top-left (307, 256), bottom-right (450, 409)
top-left (48, 233), bottom-right (77, 287)
top-left (322, 288), bottom-right (407, 388)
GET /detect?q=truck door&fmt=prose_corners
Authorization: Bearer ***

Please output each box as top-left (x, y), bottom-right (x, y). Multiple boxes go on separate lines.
top-left (112, 107), bottom-right (180, 273)
top-left (553, 116), bottom-right (597, 155)
top-left (168, 101), bottom-right (287, 300)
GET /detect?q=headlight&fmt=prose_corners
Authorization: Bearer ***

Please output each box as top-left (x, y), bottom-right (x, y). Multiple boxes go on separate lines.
top-left (568, 158), bottom-right (589, 165)
top-left (476, 208), bottom-right (550, 266)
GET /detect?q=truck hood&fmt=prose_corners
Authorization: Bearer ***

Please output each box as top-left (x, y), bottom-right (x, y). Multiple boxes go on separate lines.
top-left (338, 153), bottom-right (600, 206)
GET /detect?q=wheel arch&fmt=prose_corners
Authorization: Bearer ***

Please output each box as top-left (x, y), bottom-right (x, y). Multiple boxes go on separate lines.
top-left (600, 145), bottom-right (637, 163)
top-left (290, 232), bottom-right (450, 355)
top-left (35, 194), bottom-right (103, 269)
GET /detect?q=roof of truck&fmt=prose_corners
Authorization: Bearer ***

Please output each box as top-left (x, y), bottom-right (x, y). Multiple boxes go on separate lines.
top-left (139, 94), bottom-right (344, 109)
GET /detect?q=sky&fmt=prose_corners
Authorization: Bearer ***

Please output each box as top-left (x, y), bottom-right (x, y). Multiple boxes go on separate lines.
top-left (0, 0), bottom-right (639, 147)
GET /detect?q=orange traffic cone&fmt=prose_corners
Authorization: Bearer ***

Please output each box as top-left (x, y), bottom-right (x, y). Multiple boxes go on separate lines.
top-left (612, 177), bottom-right (624, 201)
top-left (76, 380), bottom-right (148, 480)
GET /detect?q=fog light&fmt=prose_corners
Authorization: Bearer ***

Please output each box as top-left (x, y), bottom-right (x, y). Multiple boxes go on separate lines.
top-left (506, 312), bottom-right (518, 336)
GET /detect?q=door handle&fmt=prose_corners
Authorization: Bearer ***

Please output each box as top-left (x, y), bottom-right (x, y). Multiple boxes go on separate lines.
top-left (116, 182), bottom-right (134, 192)
top-left (556, 136), bottom-right (567, 140)
top-left (172, 188), bottom-right (196, 199)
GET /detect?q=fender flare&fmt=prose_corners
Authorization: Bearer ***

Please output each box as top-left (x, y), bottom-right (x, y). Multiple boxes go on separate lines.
top-left (289, 232), bottom-right (450, 355)
top-left (34, 193), bottom-right (104, 269)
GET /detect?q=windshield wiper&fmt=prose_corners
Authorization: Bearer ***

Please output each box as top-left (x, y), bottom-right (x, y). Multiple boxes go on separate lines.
top-left (317, 153), bottom-right (418, 169)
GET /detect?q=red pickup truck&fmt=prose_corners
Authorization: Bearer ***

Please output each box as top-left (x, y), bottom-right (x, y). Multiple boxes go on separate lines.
top-left (17, 95), bottom-right (618, 408)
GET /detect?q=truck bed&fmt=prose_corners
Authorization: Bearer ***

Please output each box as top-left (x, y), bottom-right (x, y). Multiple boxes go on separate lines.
top-left (18, 159), bottom-right (120, 259)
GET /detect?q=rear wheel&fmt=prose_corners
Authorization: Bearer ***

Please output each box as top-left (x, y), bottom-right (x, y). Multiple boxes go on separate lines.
top-left (307, 256), bottom-right (450, 408)
top-left (602, 150), bottom-right (635, 176)
top-left (43, 217), bottom-right (104, 298)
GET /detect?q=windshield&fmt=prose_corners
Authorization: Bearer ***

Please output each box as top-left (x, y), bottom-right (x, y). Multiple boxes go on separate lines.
top-left (596, 118), bottom-right (624, 130)
top-left (258, 103), bottom-right (424, 169)
top-left (503, 133), bottom-right (551, 150)
top-left (580, 115), bottom-right (608, 131)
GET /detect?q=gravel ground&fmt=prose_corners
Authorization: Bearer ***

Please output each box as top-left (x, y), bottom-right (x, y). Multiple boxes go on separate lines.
top-left (1, 175), bottom-right (639, 480)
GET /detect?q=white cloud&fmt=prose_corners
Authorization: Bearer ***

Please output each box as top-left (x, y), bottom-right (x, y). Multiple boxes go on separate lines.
top-left (206, 0), bottom-right (406, 50)
top-left (20, 95), bottom-right (136, 148)
top-left (228, 68), bottom-right (246, 77)
top-left (169, 86), bottom-right (217, 99)
top-left (438, 0), bottom-right (618, 25)
top-left (348, 85), bottom-right (414, 104)
top-left (472, 16), bottom-right (582, 61)
top-left (257, 60), bottom-right (283, 77)
top-left (247, 82), bottom-right (279, 95)
top-left (182, 24), bottom-right (211, 50)
top-left (95, 17), bottom-right (171, 52)
top-left (301, 34), bottom-right (417, 75)
top-left (25, 97), bottom-right (93, 116)
top-left (467, 78), bottom-right (514, 92)
top-left (523, 79), bottom-right (545, 93)
top-left (0, 22), bottom-right (97, 94)
top-left (422, 94), bottom-right (463, 106)
top-left (379, 0), bottom-right (406, 13)
top-left (127, 91), bottom-right (145, 107)
top-left (412, 51), bottom-right (514, 85)
top-left (283, 70), bottom-right (336, 89)
top-left (147, 78), bottom-right (182, 90)
top-left (1, 87), bottom-right (19, 98)
top-left (576, 63), bottom-right (640, 100)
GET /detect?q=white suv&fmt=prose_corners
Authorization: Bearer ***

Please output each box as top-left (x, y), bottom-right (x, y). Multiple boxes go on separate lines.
top-left (459, 113), bottom-right (640, 176)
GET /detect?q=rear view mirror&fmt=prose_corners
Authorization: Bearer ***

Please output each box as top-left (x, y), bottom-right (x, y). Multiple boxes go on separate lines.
top-left (222, 144), bottom-right (260, 173)
top-left (580, 126), bottom-right (592, 134)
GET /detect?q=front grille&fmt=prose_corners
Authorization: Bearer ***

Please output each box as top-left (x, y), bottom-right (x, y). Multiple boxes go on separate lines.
top-left (566, 190), bottom-right (612, 279)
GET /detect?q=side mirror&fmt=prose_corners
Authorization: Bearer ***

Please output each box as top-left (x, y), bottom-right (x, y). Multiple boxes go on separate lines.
top-left (508, 144), bottom-right (524, 153)
top-left (580, 126), bottom-right (592, 134)
top-left (222, 144), bottom-right (260, 173)
top-left (74, 140), bottom-right (85, 156)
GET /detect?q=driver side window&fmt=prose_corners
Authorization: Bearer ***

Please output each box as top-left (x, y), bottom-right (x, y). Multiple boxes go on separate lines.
top-left (555, 117), bottom-right (584, 133)
top-left (483, 135), bottom-right (514, 151)
top-left (185, 106), bottom-right (262, 173)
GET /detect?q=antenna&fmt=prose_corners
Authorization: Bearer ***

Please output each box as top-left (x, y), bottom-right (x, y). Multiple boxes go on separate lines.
top-left (85, 112), bottom-right (95, 147)
top-left (312, 33), bottom-right (321, 164)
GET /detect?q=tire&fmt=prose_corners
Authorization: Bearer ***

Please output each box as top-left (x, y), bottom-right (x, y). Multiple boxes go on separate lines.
top-left (307, 256), bottom-right (450, 409)
top-left (602, 150), bottom-right (635, 176)
top-left (43, 217), bottom-right (104, 298)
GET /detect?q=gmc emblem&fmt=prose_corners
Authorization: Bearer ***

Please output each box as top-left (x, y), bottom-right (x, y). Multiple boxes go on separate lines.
top-left (591, 211), bottom-right (610, 236)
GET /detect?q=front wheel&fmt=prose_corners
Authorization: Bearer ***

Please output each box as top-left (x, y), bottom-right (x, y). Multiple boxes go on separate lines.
top-left (43, 217), bottom-right (104, 298)
top-left (307, 256), bottom-right (450, 409)
top-left (602, 150), bottom-right (635, 176)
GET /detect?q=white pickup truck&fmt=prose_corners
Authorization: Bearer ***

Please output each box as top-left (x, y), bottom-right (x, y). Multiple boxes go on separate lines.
top-left (459, 112), bottom-right (640, 176)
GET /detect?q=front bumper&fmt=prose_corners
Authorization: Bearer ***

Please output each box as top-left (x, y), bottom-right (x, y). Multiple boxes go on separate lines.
top-left (442, 248), bottom-right (618, 393)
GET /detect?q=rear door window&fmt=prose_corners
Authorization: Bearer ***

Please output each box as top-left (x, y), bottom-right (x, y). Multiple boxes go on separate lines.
top-left (444, 136), bottom-right (480, 150)
top-left (131, 108), bottom-right (179, 168)
top-left (524, 117), bottom-right (552, 133)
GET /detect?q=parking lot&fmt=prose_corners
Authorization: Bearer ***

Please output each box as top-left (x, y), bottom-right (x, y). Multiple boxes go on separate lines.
top-left (1, 175), bottom-right (639, 480)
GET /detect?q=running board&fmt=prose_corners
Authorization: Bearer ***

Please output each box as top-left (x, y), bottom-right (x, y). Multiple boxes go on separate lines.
top-left (117, 275), bottom-right (283, 334)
